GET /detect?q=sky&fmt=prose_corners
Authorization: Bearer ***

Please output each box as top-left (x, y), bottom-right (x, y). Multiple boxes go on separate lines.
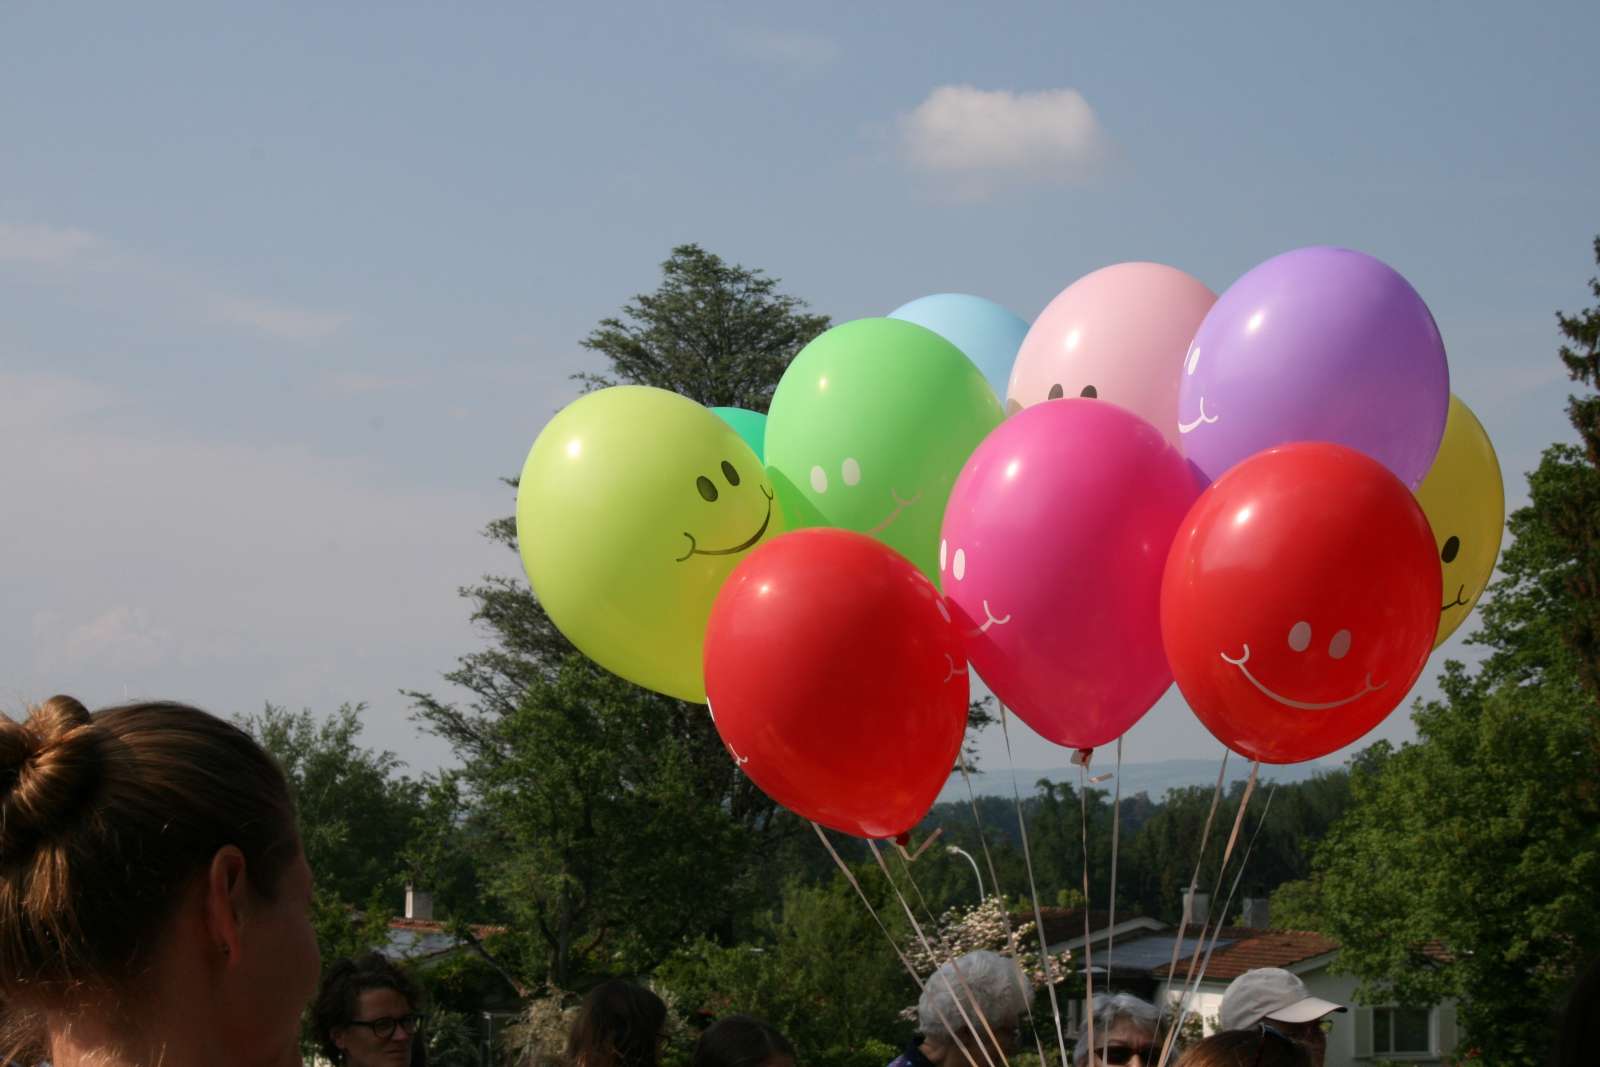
top-left (2, 2), bottom-right (1597, 778)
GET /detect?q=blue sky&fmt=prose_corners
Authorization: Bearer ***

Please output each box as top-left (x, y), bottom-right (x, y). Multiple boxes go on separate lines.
top-left (2, 2), bottom-right (1596, 776)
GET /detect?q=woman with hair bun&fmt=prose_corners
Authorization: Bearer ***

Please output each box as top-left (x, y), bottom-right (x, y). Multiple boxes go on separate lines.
top-left (0, 695), bottom-right (319, 1067)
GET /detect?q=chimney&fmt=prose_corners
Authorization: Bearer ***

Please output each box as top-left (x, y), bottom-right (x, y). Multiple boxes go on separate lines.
top-left (1242, 897), bottom-right (1271, 929)
top-left (405, 884), bottom-right (434, 921)
top-left (1183, 889), bottom-right (1210, 925)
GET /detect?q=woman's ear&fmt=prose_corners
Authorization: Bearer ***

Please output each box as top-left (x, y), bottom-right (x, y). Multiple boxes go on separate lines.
top-left (203, 845), bottom-right (250, 965)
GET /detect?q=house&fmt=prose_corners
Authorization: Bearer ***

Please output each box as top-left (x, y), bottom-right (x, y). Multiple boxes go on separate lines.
top-left (380, 885), bottom-right (510, 970)
top-left (1023, 895), bottom-right (1460, 1066)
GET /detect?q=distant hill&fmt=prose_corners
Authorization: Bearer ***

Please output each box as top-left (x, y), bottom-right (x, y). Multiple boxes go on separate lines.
top-left (938, 757), bottom-right (1344, 803)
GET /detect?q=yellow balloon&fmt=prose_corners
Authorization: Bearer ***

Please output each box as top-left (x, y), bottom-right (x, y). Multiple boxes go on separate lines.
top-left (1413, 395), bottom-right (1504, 648)
top-left (516, 386), bottom-right (785, 702)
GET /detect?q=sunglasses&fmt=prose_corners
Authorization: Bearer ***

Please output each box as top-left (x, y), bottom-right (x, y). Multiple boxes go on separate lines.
top-left (348, 1012), bottom-right (427, 1039)
top-left (1099, 1043), bottom-right (1158, 1065)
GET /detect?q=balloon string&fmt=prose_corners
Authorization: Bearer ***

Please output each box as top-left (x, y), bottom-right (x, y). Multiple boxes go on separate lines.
top-left (811, 822), bottom-right (982, 1067)
top-left (999, 705), bottom-right (1072, 1067)
top-left (956, 755), bottom-right (1051, 1066)
top-left (1152, 748), bottom-right (1230, 1047)
top-left (1164, 780), bottom-right (1278, 1062)
top-left (869, 840), bottom-right (1010, 1067)
top-left (1106, 736), bottom-right (1124, 980)
top-left (1156, 760), bottom-right (1259, 1067)
top-left (1077, 761), bottom-right (1096, 1067)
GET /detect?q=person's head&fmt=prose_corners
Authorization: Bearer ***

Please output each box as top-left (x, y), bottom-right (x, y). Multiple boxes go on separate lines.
top-left (1072, 993), bottom-right (1163, 1067)
top-left (315, 952), bottom-right (427, 1066)
top-left (567, 980), bottom-right (668, 1067)
top-left (692, 1015), bottom-right (794, 1067)
top-left (0, 696), bottom-right (317, 1066)
top-left (1554, 955), bottom-right (1600, 1067)
top-left (918, 950), bottom-right (1032, 1062)
top-left (1218, 969), bottom-right (1342, 1067)
top-left (1174, 1026), bottom-right (1311, 1067)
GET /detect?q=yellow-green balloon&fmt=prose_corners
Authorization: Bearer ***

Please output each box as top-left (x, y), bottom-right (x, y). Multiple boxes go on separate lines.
top-left (516, 386), bottom-right (784, 702)
top-left (1413, 394), bottom-right (1504, 648)
top-left (766, 318), bottom-right (1004, 579)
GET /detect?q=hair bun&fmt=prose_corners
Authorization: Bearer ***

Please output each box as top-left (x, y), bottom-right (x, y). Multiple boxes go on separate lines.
top-left (0, 695), bottom-right (101, 853)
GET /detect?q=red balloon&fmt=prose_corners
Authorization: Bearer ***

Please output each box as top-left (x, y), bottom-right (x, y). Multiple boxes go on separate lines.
top-left (1161, 443), bottom-right (1440, 764)
top-left (704, 528), bottom-right (969, 838)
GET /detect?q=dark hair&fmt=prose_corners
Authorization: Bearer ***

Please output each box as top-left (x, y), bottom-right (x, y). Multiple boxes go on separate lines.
top-left (0, 697), bottom-right (299, 1010)
top-left (566, 980), bottom-right (667, 1067)
top-left (693, 1015), bottom-right (794, 1067)
top-left (1554, 955), bottom-right (1600, 1067)
top-left (1176, 1027), bottom-right (1311, 1067)
top-left (314, 952), bottom-right (425, 1062)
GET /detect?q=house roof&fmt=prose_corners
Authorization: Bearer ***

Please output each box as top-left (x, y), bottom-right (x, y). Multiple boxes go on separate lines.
top-left (1025, 907), bottom-right (1117, 947)
top-left (1157, 928), bottom-right (1339, 981)
top-left (383, 917), bottom-right (507, 963)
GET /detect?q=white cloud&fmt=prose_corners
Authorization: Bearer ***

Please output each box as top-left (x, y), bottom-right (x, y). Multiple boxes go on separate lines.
top-left (725, 27), bottom-right (840, 72)
top-left (0, 222), bottom-right (101, 265)
top-left (34, 607), bottom-right (178, 672)
top-left (899, 85), bottom-right (1110, 197)
top-left (212, 295), bottom-right (351, 342)
top-left (0, 218), bottom-right (349, 344)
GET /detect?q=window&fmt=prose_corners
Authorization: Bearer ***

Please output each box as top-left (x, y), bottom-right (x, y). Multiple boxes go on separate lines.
top-left (1373, 1006), bottom-right (1431, 1055)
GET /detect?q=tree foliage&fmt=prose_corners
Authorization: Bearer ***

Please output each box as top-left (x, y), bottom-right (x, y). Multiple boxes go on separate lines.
top-left (1310, 236), bottom-right (1600, 1066)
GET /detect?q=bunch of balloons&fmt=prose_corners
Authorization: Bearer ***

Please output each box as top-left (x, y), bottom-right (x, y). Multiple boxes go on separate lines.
top-left (513, 247), bottom-right (1505, 840)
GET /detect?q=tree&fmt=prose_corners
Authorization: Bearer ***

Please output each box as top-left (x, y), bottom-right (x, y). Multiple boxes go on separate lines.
top-left (1312, 237), bottom-right (1600, 1066)
top-left (409, 246), bottom-right (835, 986)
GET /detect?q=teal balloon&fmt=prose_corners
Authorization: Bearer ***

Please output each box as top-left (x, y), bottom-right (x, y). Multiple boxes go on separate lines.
top-left (711, 406), bottom-right (767, 463)
top-left (766, 318), bottom-right (1004, 580)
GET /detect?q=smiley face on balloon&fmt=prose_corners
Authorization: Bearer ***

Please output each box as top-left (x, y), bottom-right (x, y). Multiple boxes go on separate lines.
top-left (1161, 443), bottom-right (1440, 764)
top-left (516, 385), bottom-right (785, 703)
top-left (766, 318), bottom-right (1003, 580)
top-left (1412, 395), bottom-right (1505, 648)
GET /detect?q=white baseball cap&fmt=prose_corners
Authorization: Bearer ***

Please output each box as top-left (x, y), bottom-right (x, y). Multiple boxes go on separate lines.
top-left (1220, 968), bottom-right (1347, 1030)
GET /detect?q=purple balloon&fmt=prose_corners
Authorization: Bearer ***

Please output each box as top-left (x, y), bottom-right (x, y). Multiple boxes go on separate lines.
top-left (1177, 246), bottom-right (1449, 488)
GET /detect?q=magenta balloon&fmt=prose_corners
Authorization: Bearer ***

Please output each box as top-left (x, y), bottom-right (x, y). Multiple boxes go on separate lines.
top-left (1178, 246), bottom-right (1449, 488)
top-left (938, 399), bottom-right (1200, 750)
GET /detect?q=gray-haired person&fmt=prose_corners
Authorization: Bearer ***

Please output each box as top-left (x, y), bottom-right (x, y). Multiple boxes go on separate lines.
top-left (1072, 993), bottom-right (1165, 1067)
top-left (887, 951), bottom-right (1033, 1067)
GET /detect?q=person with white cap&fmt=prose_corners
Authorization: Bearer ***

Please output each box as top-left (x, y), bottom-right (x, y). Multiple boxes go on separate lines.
top-left (1218, 968), bottom-right (1346, 1067)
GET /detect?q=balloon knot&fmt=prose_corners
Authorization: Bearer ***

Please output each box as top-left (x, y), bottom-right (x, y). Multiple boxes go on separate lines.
top-left (895, 832), bottom-right (912, 848)
top-left (1072, 748), bottom-right (1094, 767)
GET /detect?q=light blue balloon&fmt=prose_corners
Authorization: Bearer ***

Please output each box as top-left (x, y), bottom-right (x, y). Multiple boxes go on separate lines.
top-left (710, 406), bottom-right (766, 463)
top-left (888, 293), bottom-right (1030, 402)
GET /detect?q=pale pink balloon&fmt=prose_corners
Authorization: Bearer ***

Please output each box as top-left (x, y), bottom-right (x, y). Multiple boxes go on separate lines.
top-left (939, 399), bottom-right (1200, 750)
top-left (1007, 262), bottom-right (1216, 448)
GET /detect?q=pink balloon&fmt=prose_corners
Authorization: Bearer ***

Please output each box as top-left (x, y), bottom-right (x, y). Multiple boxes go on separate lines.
top-left (939, 399), bottom-right (1201, 749)
top-left (1007, 262), bottom-right (1216, 448)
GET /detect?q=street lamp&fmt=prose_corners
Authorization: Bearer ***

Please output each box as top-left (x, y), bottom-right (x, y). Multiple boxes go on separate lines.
top-left (947, 845), bottom-right (985, 902)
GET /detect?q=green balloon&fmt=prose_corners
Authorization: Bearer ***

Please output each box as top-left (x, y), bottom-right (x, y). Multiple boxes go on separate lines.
top-left (710, 406), bottom-right (767, 462)
top-left (766, 318), bottom-right (1003, 579)
top-left (517, 386), bottom-right (784, 702)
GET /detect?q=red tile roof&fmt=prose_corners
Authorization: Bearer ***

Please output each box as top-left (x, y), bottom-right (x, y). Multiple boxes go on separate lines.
top-left (387, 916), bottom-right (507, 940)
top-left (1158, 928), bottom-right (1339, 981)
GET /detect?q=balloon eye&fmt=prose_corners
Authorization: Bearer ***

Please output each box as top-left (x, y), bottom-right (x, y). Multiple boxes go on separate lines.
top-left (1288, 621), bottom-right (1312, 652)
top-left (1441, 535), bottom-right (1460, 564)
top-left (841, 457), bottom-right (862, 486)
top-left (697, 476), bottom-right (719, 502)
top-left (721, 461), bottom-right (740, 486)
top-left (810, 465), bottom-right (828, 494)
top-left (1047, 383), bottom-right (1065, 400)
top-left (1329, 629), bottom-right (1352, 660)
top-left (1080, 384), bottom-right (1098, 398)
top-left (952, 549), bottom-right (967, 582)
top-left (939, 539), bottom-right (948, 572)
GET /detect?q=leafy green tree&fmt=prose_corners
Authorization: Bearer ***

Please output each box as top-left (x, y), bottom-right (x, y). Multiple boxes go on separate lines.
top-left (1312, 237), bottom-right (1600, 1066)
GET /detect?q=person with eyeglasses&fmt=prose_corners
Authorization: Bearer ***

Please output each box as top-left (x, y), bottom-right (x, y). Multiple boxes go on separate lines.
top-left (887, 951), bottom-right (1032, 1067)
top-left (1217, 969), bottom-right (1343, 1067)
top-left (313, 952), bottom-right (428, 1066)
top-left (1174, 1025), bottom-right (1311, 1067)
top-left (1071, 992), bottom-right (1166, 1067)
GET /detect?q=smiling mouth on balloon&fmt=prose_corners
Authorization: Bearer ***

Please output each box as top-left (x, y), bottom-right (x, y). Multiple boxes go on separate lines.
top-left (1178, 396), bottom-right (1219, 434)
top-left (1441, 585), bottom-right (1468, 612)
top-left (676, 486), bottom-right (774, 562)
top-left (964, 600), bottom-right (1012, 638)
top-left (866, 488), bottom-right (921, 535)
top-left (1219, 644), bottom-right (1387, 711)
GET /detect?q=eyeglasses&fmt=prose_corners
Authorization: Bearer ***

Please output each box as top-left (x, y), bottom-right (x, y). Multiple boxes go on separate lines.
top-left (348, 1013), bottom-right (426, 1039)
top-left (1099, 1044), bottom-right (1158, 1066)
